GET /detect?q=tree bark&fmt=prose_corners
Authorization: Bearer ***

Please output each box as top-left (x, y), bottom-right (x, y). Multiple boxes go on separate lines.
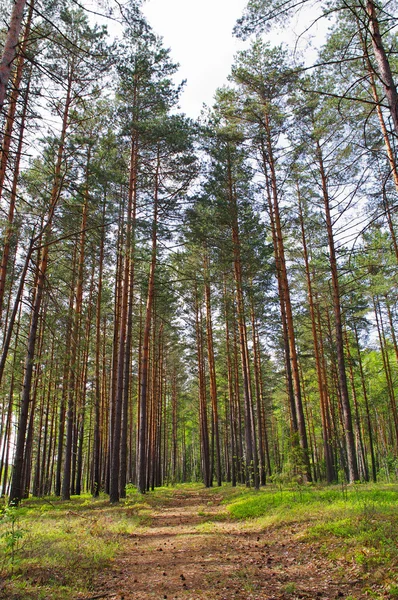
top-left (137, 148), bottom-right (160, 494)
top-left (297, 186), bottom-right (335, 482)
top-left (227, 147), bottom-right (259, 488)
top-left (204, 252), bottom-right (222, 486)
top-left (316, 139), bottom-right (359, 483)
top-left (260, 132), bottom-right (311, 480)
top-left (0, 0), bottom-right (28, 113)
top-left (92, 197), bottom-right (106, 496)
top-left (366, 0), bottom-right (398, 136)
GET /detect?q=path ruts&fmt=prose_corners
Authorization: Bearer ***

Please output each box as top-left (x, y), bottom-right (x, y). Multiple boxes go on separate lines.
top-left (89, 488), bottom-right (371, 600)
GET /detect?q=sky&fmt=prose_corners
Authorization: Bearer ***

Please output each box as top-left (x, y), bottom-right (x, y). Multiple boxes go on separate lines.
top-left (142, 0), bottom-right (250, 118)
top-left (141, 0), bottom-right (329, 119)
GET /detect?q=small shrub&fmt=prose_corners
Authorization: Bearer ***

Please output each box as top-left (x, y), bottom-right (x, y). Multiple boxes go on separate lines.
top-left (0, 505), bottom-right (24, 573)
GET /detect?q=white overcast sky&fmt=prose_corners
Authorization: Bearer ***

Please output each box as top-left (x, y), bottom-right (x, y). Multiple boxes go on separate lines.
top-left (140, 0), bottom-right (327, 118)
top-left (142, 0), bottom-right (250, 118)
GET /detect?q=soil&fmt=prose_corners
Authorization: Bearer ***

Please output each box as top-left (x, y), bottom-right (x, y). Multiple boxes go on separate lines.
top-left (88, 488), bottom-right (380, 600)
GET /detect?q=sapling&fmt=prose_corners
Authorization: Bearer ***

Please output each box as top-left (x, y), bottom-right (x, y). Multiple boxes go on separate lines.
top-left (0, 505), bottom-right (24, 574)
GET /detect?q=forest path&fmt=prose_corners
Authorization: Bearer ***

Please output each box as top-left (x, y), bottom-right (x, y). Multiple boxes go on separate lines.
top-left (91, 487), bottom-right (367, 600)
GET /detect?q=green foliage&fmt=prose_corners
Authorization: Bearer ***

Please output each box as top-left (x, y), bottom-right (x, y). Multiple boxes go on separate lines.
top-left (283, 582), bottom-right (296, 594)
top-left (0, 505), bottom-right (24, 573)
top-left (0, 495), bottom-right (137, 598)
top-left (226, 484), bottom-right (398, 591)
top-left (227, 485), bottom-right (398, 519)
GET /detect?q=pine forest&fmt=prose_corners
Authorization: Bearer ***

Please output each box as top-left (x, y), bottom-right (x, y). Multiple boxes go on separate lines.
top-left (2, 1), bottom-right (398, 597)
top-left (1, 0), bottom-right (398, 505)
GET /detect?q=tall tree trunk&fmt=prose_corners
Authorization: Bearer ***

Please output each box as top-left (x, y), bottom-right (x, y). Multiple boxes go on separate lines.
top-left (107, 196), bottom-right (125, 494)
top-left (223, 278), bottom-right (237, 486)
top-left (250, 296), bottom-right (266, 486)
top-left (0, 61), bottom-right (32, 324)
top-left (75, 264), bottom-right (95, 495)
top-left (316, 138), bottom-right (359, 483)
top-left (62, 151), bottom-right (89, 501)
top-left (0, 0), bottom-right (28, 113)
top-left (204, 252), bottom-right (222, 486)
top-left (366, 0), bottom-right (398, 136)
top-left (344, 329), bottom-right (368, 481)
top-left (171, 368), bottom-right (178, 482)
top-left (353, 322), bottom-right (377, 482)
top-left (0, 236), bottom-right (34, 388)
top-left (119, 134), bottom-right (138, 499)
top-left (92, 197), bottom-right (106, 496)
top-left (137, 148), bottom-right (160, 494)
top-left (260, 131), bottom-right (311, 481)
top-left (256, 331), bottom-right (272, 477)
top-left (195, 286), bottom-right (211, 487)
top-left (110, 185), bottom-right (133, 502)
top-left (297, 186), bottom-right (335, 482)
top-left (0, 301), bottom-right (22, 496)
top-left (373, 297), bottom-right (398, 446)
top-left (55, 245), bottom-right (77, 497)
top-left (227, 147), bottom-right (258, 488)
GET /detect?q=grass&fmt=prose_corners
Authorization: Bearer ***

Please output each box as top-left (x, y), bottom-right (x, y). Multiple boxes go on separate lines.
top-left (0, 491), bottom-right (153, 599)
top-left (225, 482), bottom-right (398, 595)
top-left (0, 482), bottom-right (397, 599)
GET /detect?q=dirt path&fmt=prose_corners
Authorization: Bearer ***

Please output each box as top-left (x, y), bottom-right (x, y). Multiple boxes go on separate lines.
top-left (91, 488), bottom-right (371, 600)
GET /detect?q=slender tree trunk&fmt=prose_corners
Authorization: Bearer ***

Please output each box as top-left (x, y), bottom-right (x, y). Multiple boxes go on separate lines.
top-left (297, 186), bottom-right (335, 482)
top-left (0, 236), bottom-right (34, 388)
top-left (171, 368), bottom-right (178, 482)
top-left (373, 297), bottom-right (398, 446)
top-left (233, 317), bottom-right (245, 484)
top-left (0, 64), bottom-right (32, 324)
top-left (195, 285), bottom-right (211, 487)
top-left (0, 0), bottom-right (28, 113)
top-left (316, 138), bottom-right (359, 483)
top-left (353, 323), bottom-right (377, 482)
top-left (110, 184), bottom-right (133, 502)
top-left (120, 134), bottom-right (138, 499)
top-left (344, 329), bottom-right (368, 481)
top-left (256, 332), bottom-right (272, 477)
top-left (107, 196), bottom-right (125, 494)
top-left (55, 246), bottom-right (76, 497)
top-left (0, 301), bottom-right (22, 495)
top-left (92, 198), bottom-right (106, 496)
top-left (137, 148), bottom-right (160, 494)
top-left (75, 264), bottom-right (95, 495)
top-left (366, 0), bottom-right (398, 136)
top-left (227, 148), bottom-right (258, 488)
top-left (250, 296), bottom-right (266, 485)
top-left (223, 278), bottom-right (237, 487)
top-left (9, 242), bottom-right (49, 505)
top-left (21, 296), bottom-right (46, 499)
top-left (261, 131), bottom-right (311, 480)
top-left (204, 252), bottom-right (222, 486)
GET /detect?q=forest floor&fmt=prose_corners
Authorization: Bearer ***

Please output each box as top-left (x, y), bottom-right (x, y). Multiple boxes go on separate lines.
top-left (1, 483), bottom-right (397, 600)
top-left (90, 485), bottom-right (396, 600)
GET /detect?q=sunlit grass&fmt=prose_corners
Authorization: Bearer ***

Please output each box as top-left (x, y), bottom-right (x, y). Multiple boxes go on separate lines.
top-left (0, 493), bottom-right (145, 599)
top-left (1, 483), bottom-right (397, 598)
top-left (225, 482), bottom-right (398, 593)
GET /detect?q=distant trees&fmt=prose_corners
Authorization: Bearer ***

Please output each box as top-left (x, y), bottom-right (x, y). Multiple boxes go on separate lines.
top-left (0, 0), bottom-right (397, 505)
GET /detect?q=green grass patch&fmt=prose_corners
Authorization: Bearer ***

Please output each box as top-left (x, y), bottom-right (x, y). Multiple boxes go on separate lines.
top-left (0, 493), bottom-right (147, 599)
top-left (226, 484), bottom-right (398, 520)
top-left (1, 483), bottom-right (397, 598)
top-left (225, 483), bottom-right (398, 592)
top-left (0, 484), bottom-right (210, 598)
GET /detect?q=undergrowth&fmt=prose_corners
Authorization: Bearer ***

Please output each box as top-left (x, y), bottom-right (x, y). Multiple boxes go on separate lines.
top-left (226, 483), bottom-right (398, 596)
top-left (0, 491), bottom-right (154, 599)
top-left (0, 483), bottom-right (396, 599)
